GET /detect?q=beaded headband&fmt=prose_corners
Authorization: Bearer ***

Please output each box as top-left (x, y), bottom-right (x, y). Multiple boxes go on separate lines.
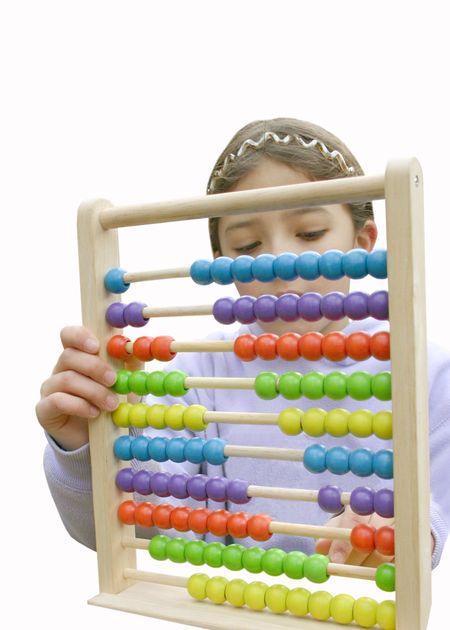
top-left (207, 131), bottom-right (355, 193)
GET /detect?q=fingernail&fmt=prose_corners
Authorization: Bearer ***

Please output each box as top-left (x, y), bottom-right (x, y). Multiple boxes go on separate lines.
top-left (106, 395), bottom-right (119, 410)
top-left (104, 370), bottom-right (117, 386)
top-left (85, 338), bottom-right (99, 352)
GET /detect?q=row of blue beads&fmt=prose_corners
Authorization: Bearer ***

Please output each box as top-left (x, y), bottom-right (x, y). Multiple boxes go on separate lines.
top-left (303, 445), bottom-right (393, 479)
top-left (113, 435), bottom-right (228, 465)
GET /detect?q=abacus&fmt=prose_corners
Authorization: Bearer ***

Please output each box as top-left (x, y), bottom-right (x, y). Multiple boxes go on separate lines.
top-left (77, 158), bottom-right (431, 629)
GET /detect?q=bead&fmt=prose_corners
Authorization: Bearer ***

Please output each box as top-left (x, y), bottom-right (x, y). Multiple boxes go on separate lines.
top-left (344, 291), bottom-right (369, 320)
top-left (276, 332), bottom-right (300, 360)
top-left (278, 408), bottom-right (303, 436)
top-left (188, 508), bottom-right (212, 534)
top-left (254, 371), bottom-right (279, 400)
top-left (318, 485), bottom-right (344, 513)
top-left (296, 251), bottom-right (320, 280)
top-left (232, 296), bottom-right (256, 324)
top-left (234, 334), bottom-right (257, 361)
top-left (168, 473), bottom-right (189, 499)
top-left (151, 336), bottom-right (176, 361)
top-left (135, 502), bottom-right (154, 528)
top-left (373, 450), bottom-right (393, 479)
top-left (164, 370), bottom-right (188, 396)
top-left (112, 402), bottom-right (131, 427)
top-left (146, 404), bottom-right (166, 429)
top-left (207, 509), bottom-right (230, 536)
top-left (375, 527), bottom-right (395, 557)
top-left (206, 476), bottom-right (228, 502)
top-left (104, 267), bottom-right (130, 293)
top-left (231, 255), bottom-right (254, 282)
top-left (124, 302), bottom-right (148, 327)
top-left (243, 581), bottom-right (267, 610)
top-left (277, 371), bottom-right (302, 400)
top-left (273, 252), bottom-right (297, 280)
top-left (203, 438), bottom-right (227, 465)
top-left (164, 404), bottom-right (185, 430)
top-left (261, 548), bottom-right (286, 576)
top-left (152, 504), bottom-right (174, 529)
top-left (353, 596), bottom-right (378, 627)
top-left (346, 331), bottom-right (371, 361)
top-left (297, 292), bottom-right (322, 321)
top-left (330, 593), bottom-right (355, 624)
top-left (298, 331), bottom-right (323, 360)
top-left (326, 446), bottom-right (350, 475)
top-left (107, 334), bottom-right (131, 360)
top-left (133, 336), bottom-right (153, 361)
top-left (247, 514), bottom-right (272, 541)
top-left (150, 471), bottom-right (170, 497)
top-left (351, 523), bottom-right (375, 553)
top-left (300, 371), bottom-right (324, 399)
top-left (376, 600), bottom-right (396, 630)
top-left (128, 370), bottom-right (149, 396)
top-left (212, 297), bottom-right (236, 325)
top-left (320, 292), bottom-right (345, 321)
top-left (252, 254), bottom-right (276, 282)
top-left (184, 437), bottom-right (206, 464)
top-left (210, 256), bottom-right (234, 284)
top-left (303, 444), bottom-right (327, 473)
top-left (342, 248), bottom-right (368, 279)
top-left (374, 489), bottom-right (394, 518)
top-left (266, 584), bottom-right (289, 614)
top-left (324, 408), bottom-right (349, 436)
top-left (225, 578), bottom-right (247, 607)
top-left (254, 294), bottom-right (277, 322)
top-left (367, 249), bottom-right (387, 278)
top-left (130, 435), bottom-right (151, 461)
top-left (113, 435), bottom-right (133, 460)
top-left (242, 547), bottom-right (265, 573)
top-left (203, 542), bottom-right (225, 568)
top-left (322, 331), bottom-right (347, 361)
top-left (302, 408), bottom-right (326, 436)
top-left (323, 372), bottom-right (348, 400)
top-left (371, 372), bottom-right (391, 401)
top-left (187, 474), bottom-right (209, 501)
top-left (146, 370), bottom-right (166, 396)
top-left (275, 293), bottom-right (300, 322)
top-left (222, 544), bottom-right (245, 571)
top-left (283, 551), bottom-right (306, 579)
top-left (349, 448), bottom-right (374, 477)
top-left (117, 500), bottom-right (136, 524)
top-left (106, 302), bottom-right (126, 328)
top-left (350, 487), bottom-right (374, 516)
top-left (133, 470), bottom-right (152, 494)
top-left (348, 410), bottom-right (373, 438)
top-left (227, 512), bottom-right (249, 538)
top-left (129, 403), bottom-right (148, 428)
top-left (254, 333), bottom-right (278, 360)
top-left (112, 369), bottom-right (131, 394)
top-left (187, 572), bottom-right (209, 600)
top-left (205, 576), bottom-right (228, 604)
top-left (166, 437), bottom-right (187, 463)
top-left (185, 540), bottom-right (207, 566)
top-left (369, 290), bottom-right (389, 320)
top-left (303, 554), bottom-right (330, 583)
top-left (190, 259), bottom-right (213, 285)
top-left (319, 249), bottom-right (344, 279)
top-left (308, 590), bottom-right (332, 620)
top-left (183, 404), bottom-right (207, 431)
top-left (148, 436), bottom-right (169, 462)
top-left (115, 467), bottom-right (134, 492)
top-left (371, 331), bottom-right (390, 361)
top-left (347, 371), bottom-right (372, 400)
top-left (373, 411), bottom-right (392, 439)
top-left (227, 478), bottom-right (250, 504)
top-left (286, 587), bottom-right (310, 616)
top-left (148, 534), bottom-right (169, 561)
top-left (166, 537), bottom-right (186, 563)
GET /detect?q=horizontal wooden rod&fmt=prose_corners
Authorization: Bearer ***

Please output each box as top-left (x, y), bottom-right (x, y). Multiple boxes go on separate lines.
top-left (247, 484), bottom-right (351, 505)
top-left (185, 376), bottom-right (255, 390)
top-left (224, 444), bottom-right (304, 461)
top-left (124, 267), bottom-right (190, 283)
top-left (270, 521), bottom-right (350, 540)
top-left (99, 174), bottom-right (385, 229)
top-left (205, 411), bottom-right (279, 425)
top-left (143, 304), bottom-right (213, 318)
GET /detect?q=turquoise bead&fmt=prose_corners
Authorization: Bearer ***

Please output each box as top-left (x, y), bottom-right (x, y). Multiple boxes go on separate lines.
top-left (203, 438), bottom-right (227, 465)
top-left (373, 449), bottom-right (393, 479)
top-left (231, 255), bottom-right (255, 282)
top-left (342, 248), bottom-right (368, 279)
top-left (113, 435), bottom-right (133, 460)
top-left (210, 257), bottom-right (234, 285)
top-left (190, 259), bottom-right (213, 285)
top-left (148, 436), bottom-right (169, 462)
top-left (303, 444), bottom-right (327, 473)
top-left (166, 437), bottom-right (187, 462)
top-left (273, 252), bottom-right (298, 280)
top-left (104, 267), bottom-right (130, 293)
top-left (184, 437), bottom-right (206, 463)
top-left (325, 446), bottom-right (350, 475)
top-left (252, 254), bottom-right (276, 281)
top-left (349, 448), bottom-right (374, 477)
top-left (295, 251), bottom-right (320, 279)
top-left (367, 249), bottom-right (387, 279)
top-left (130, 435), bottom-right (151, 461)
top-left (319, 249), bottom-right (344, 280)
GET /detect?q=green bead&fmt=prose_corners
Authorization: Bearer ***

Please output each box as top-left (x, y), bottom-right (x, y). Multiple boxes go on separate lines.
top-left (112, 369), bottom-right (131, 394)
top-left (187, 573), bottom-right (209, 600)
top-left (323, 371), bottom-right (348, 400)
top-left (277, 372), bottom-right (302, 400)
top-left (203, 542), bottom-right (225, 568)
top-left (300, 372), bottom-right (324, 399)
top-left (164, 370), bottom-right (189, 396)
top-left (265, 584), bottom-right (289, 613)
top-left (353, 596), bottom-right (378, 627)
top-left (283, 551), bottom-right (306, 579)
top-left (375, 563), bottom-right (396, 592)
top-left (244, 581), bottom-right (267, 610)
top-left (146, 371), bottom-right (167, 396)
top-left (371, 371), bottom-right (392, 401)
top-left (242, 546), bottom-right (265, 573)
top-left (348, 409), bottom-right (373, 437)
top-left (308, 590), bottom-right (332, 620)
top-left (148, 534), bottom-right (169, 560)
top-left (330, 593), bottom-right (355, 624)
top-left (128, 370), bottom-right (149, 395)
top-left (206, 576), bottom-right (228, 604)
top-left (183, 404), bottom-right (208, 430)
top-left (303, 554), bottom-right (330, 584)
top-left (373, 411), bottom-right (393, 439)
top-left (261, 548), bottom-right (286, 576)
top-left (112, 402), bottom-right (131, 427)
top-left (278, 408), bottom-right (303, 435)
top-left (302, 408), bottom-right (326, 436)
top-left (254, 371), bottom-right (279, 400)
top-left (286, 587), bottom-right (310, 617)
top-left (347, 371), bottom-right (372, 400)
top-left (146, 404), bottom-right (167, 429)
top-left (225, 579), bottom-right (247, 607)
top-left (222, 544), bottom-right (244, 571)
top-left (166, 537), bottom-right (186, 563)
top-left (324, 408), bottom-right (349, 437)
top-left (128, 403), bottom-right (148, 428)
top-left (376, 600), bottom-right (396, 630)
top-left (164, 404), bottom-right (186, 430)
top-left (184, 540), bottom-right (207, 566)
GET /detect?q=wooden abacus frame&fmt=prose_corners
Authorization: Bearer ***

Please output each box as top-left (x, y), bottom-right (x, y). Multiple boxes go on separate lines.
top-left (77, 158), bottom-right (431, 630)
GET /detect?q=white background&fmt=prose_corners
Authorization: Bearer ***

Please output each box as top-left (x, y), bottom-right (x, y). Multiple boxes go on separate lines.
top-left (1, 1), bottom-right (449, 628)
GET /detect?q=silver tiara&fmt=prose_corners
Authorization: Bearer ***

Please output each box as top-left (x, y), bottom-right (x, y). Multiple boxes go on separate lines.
top-left (208, 131), bottom-right (355, 192)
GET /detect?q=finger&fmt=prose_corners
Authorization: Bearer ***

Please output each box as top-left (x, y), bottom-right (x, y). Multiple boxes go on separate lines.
top-left (315, 537), bottom-right (332, 555)
top-left (40, 370), bottom-right (119, 412)
top-left (60, 325), bottom-right (100, 354)
top-left (51, 346), bottom-right (117, 387)
top-left (327, 510), bottom-right (371, 564)
top-left (36, 392), bottom-right (100, 429)
top-left (362, 550), bottom-right (394, 567)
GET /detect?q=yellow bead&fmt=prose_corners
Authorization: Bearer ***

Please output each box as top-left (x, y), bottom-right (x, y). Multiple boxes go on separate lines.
top-left (164, 404), bottom-right (186, 430)
top-left (302, 408), bottom-right (326, 436)
top-left (265, 584), bottom-right (289, 613)
top-left (184, 404), bottom-right (208, 431)
top-left (330, 593), bottom-right (355, 624)
top-left (128, 403), bottom-right (148, 428)
top-left (373, 411), bottom-right (393, 440)
top-left (244, 581), bottom-right (267, 610)
top-left (278, 408), bottom-right (303, 435)
top-left (146, 404), bottom-right (167, 429)
top-left (205, 576), bottom-right (228, 604)
top-left (187, 573), bottom-right (209, 600)
top-left (286, 587), bottom-right (310, 616)
top-left (353, 597), bottom-right (378, 627)
top-left (225, 579), bottom-right (247, 607)
top-left (348, 409), bottom-right (373, 437)
top-left (376, 600), bottom-right (396, 630)
top-left (308, 590), bottom-right (332, 621)
top-left (324, 408), bottom-right (349, 436)
top-left (112, 402), bottom-right (131, 427)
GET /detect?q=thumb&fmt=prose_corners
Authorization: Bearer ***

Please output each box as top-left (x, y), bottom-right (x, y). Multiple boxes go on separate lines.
top-left (315, 510), bottom-right (345, 555)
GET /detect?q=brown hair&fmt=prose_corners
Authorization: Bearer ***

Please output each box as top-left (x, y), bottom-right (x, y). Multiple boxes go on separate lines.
top-left (206, 117), bottom-right (373, 255)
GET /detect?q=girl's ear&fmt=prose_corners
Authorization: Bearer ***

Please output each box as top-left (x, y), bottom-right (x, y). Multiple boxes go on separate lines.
top-left (355, 220), bottom-right (378, 252)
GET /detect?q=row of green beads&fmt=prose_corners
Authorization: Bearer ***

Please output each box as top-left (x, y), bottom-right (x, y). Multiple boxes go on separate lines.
top-left (255, 370), bottom-right (391, 401)
top-left (112, 369), bottom-right (189, 397)
top-left (112, 402), bottom-right (208, 431)
top-left (279, 408), bottom-right (392, 440)
top-left (187, 573), bottom-right (395, 629)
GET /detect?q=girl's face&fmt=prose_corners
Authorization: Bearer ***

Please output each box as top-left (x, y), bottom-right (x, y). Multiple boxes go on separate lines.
top-left (217, 156), bottom-right (378, 336)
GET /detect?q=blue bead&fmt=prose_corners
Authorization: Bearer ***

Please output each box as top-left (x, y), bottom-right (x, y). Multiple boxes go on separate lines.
top-left (252, 254), bottom-right (276, 282)
top-left (166, 437), bottom-right (188, 462)
top-left (325, 446), bottom-right (350, 475)
top-left (373, 449), bottom-right (393, 479)
top-left (185, 437), bottom-right (206, 463)
top-left (231, 256), bottom-right (255, 282)
top-left (190, 259), bottom-right (213, 285)
top-left (319, 250), bottom-right (344, 280)
top-left (113, 435), bottom-right (133, 460)
top-left (210, 257), bottom-right (234, 285)
top-left (273, 253), bottom-right (298, 281)
top-left (349, 448), bottom-right (374, 477)
top-left (295, 251), bottom-right (320, 280)
top-left (367, 249), bottom-right (387, 279)
top-left (303, 444), bottom-right (327, 473)
top-left (130, 436), bottom-right (151, 461)
top-left (104, 267), bottom-right (130, 294)
top-left (342, 249), bottom-right (368, 279)
top-left (148, 436), bottom-right (169, 462)
top-left (203, 438), bottom-right (228, 465)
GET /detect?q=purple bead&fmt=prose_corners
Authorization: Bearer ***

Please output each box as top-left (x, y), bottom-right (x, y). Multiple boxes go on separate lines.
top-left (212, 297), bottom-right (236, 325)
top-left (206, 476), bottom-right (228, 501)
top-left (227, 478), bottom-right (250, 504)
top-left (343, 291), bottom-right (369, 320)
top-left (167, 473), bottom-right (189, 499)
top-left (317, 485), bottom-right (344, 513)
top-left (133, 470), bottom-right (152, 495)
top-left (106, 302), bottom-right (127, 328)
top-left (368, 290), bottom-right (389, 320)
top-left (254, 294), bottom-right (277, 322)
top-left (233, 296), bottom-right (257, 324)
top-left (349, 486), bottom-right (374, 516)
top-left (320, 292), bottom-right (345, 321)
top-left (297, 292), bottom-right (322, 322)
top-left (186, 473), bottom-right (209, 501)
top-left (115, 467), bottom-right (134, 492)
top-left (374, 488), bottom-right (394, 518)
top-left (275, 293), bottom-right (299, 322)
top-left (150, 471), bottom-right (171, 497)
top-left (124, 302), bottom-right (148, 327)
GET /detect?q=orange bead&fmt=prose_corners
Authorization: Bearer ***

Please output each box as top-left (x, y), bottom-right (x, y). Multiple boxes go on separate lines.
top-left (247, 513), bottom-right (273, 541)
top-left (134, 502), bottom-right (154, 528)
top-left (254, 333), bottom-right (278, 360)
top-left (207, 509), bottom-right (230, 536)
top-left (234, 334), bottom-right (257, 361)
top-left (276, 333), bottom-right (301, 361)
top-left (370, 331), bottom-right (390, 361)
top-left (133, 336), bottom-right (154, 361)
top-left (152, 503), bottom-right (174, 529)
top-left (346, 331), bottom-right (371, 361)
top-left (322, 331), bottom-right (347, 361)
top-left (107, 335), bottom-right (131, 360)
top-left (374, 526), bottom-right (395, 556)
top-left (227, 511), bottom-right (249, 538)
top-left (350, 523), bottom-right (375, 553)
top-left (170, 506), bottom-right (193, 532)
top-left (188, 508), bottom-right (212, 534)
top-left (151, 336), bottom-right (176, 361)
top-left (298, 332), bottom-right (323, 361)
top-left (117, 500), bottom-right (137, 525)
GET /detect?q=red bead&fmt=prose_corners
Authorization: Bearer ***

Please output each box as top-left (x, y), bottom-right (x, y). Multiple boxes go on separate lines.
top-left (234, 334), bottom-right (257, 361)
top-left (107, 335), bottom-right (131, 360)
top-left (254, 333), bottom-right (278, 360)
top-left (346, 331), bottom-right (371, 361)
top-left (133, 336), bottom-right (154, 361)
top-left (227, 511), bottom-right (249, 538)
top-left (170, 506), bottom-right (192, 532)
top-left (207, 509), bottom-right (230, 536)
top-left (370, 331), bottom-right (390, 361)
top-left (374, 525), bottom-right (395, 556)
top-left (151, 336), bottom-right (176, 361)
top-left (350, 523), bottom-right (375, 553)
top-left (298, 332), bottom-right (323, 360)
top-left (276, 333), bottom-right (301, 361)
top-left (134, 502), bottom-right (154, 528)
top-left (152, 503), bottom-right (174, 529)
top-left (117, 500), bottom-right (137, 525)
top-left (247, 513), bottom-right (273, 541)
top-left (188, 508), bottom-right (212, 534)
top-left (322, 331), bottom-right (347, 361)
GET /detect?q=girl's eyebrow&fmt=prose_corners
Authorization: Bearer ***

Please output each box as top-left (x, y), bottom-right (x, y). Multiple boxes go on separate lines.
top-left (224, 207), bottom-right (330, 234)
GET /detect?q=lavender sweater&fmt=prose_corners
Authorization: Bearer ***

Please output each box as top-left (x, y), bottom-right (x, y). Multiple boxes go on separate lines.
top-left (43, 316), bottom-right (450, 569)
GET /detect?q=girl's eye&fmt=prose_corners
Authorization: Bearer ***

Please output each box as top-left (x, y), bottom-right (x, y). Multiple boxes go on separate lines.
top-left (234, 241), bottom-right (261, 253)
top-left (297, 230), bottom-right (327, 241)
